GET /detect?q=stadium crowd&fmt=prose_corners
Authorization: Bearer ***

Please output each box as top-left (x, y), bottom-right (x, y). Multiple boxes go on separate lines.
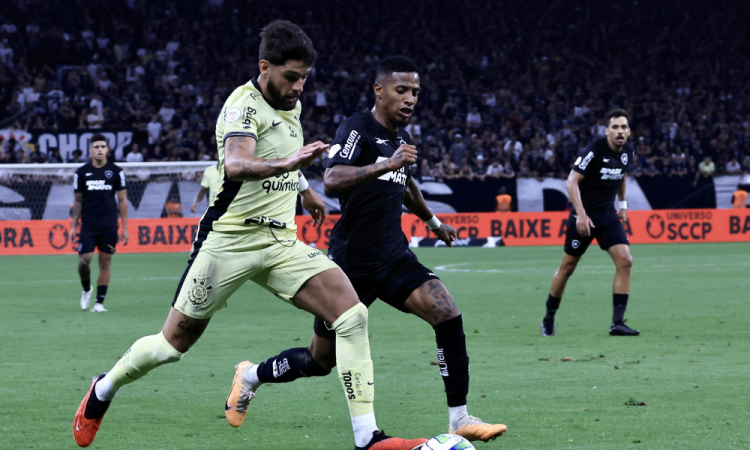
top-left (1, 0), bottom-right (749, 187)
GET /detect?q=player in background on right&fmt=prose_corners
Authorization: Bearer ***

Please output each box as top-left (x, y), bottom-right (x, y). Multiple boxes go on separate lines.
top-left (541, 109), bottom-right (639, 337)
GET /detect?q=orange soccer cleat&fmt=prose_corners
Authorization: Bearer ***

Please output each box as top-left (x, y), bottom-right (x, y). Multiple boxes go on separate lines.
top-left (225, 361), bottom-right (256, 427)
top-left (450, 415), bottom-right (507, 442)
top-left (73, 373), bottom-right (111, 447)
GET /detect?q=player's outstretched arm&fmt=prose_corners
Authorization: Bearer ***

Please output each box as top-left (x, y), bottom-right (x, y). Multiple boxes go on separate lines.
top-left (566, 170), bottom-right (595, 237)
top-left (224, 136), bottom-right (328, 182)
top-left (324, 143), bottom-right (417, 193)
top-left (404, 177), bottom-right (456, 246)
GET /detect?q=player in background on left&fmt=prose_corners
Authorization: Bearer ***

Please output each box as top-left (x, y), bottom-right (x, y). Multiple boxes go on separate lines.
top-left (191, 161), bottom-right (221, 213)
top-left (71, 134), bottom-right (129, 312)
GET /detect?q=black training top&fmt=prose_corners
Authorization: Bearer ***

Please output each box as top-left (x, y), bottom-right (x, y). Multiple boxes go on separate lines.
top-left (326, 110), bottom-right (413, 278)
top-left (74, 160), bottom-right (126, 230)
top-left (572, 137), bottom-right (633, 222)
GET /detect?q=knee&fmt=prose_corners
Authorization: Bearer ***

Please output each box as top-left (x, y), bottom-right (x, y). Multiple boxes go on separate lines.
top-left (331, 302), bottom-right (368, 336)
top-left (558, 261), bottom-right (578, 278)
top-left (99, 258), bottom-right (111, 271)
top-left (618, 255), bottom-right (633, 271)
top-left (78, 256), bottom-right (92, 268)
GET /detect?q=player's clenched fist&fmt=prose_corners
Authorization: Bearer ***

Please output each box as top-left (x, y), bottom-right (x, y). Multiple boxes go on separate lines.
top-left (387, 144), bottom-right (418, 170)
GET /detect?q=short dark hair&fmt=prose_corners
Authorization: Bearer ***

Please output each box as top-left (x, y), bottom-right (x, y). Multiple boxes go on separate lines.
top-left (606, 109), bottom-right (629, 125)
top-left (259, 20), bottom-right (316, 66)
top-left (90, 134), bottom-right (107, 145)
top-left (376, 56), bottom-right (419, 82)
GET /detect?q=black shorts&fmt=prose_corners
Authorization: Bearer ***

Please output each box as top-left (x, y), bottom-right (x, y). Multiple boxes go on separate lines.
top-left (313, 250), bottom-right (439, 339)
top-left (564, 211), bottom-right (628, 257)
top-left (78, 227), bottom-right (119, 255)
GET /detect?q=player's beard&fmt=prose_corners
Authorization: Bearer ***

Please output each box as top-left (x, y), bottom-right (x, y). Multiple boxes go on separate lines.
top-left (266, 78), bottom-right (297, 111)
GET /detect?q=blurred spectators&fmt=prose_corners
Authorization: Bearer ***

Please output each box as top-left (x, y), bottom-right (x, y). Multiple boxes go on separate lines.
top-left (0, 0), bottom-right (747, 187)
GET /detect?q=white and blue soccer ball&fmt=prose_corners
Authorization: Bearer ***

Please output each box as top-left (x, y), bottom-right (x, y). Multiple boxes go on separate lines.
top-left (421, 433), bottom-right (476, 450)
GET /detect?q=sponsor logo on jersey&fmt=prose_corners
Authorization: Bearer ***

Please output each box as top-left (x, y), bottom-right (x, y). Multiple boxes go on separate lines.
top-left (272, 120), bottom-right (281, 127)
top-left (340, 130), bottom-right (360, 160)
top-left (307, 250), bottom-right (322, 258)
top-left (375, 138), bottom-right (389, 145)
top-left (261, 172), bottom-right (300, 194)
top-left (600, 167), bottom-right (624, 180)
top-left (578, 151), bottom-right (595, 170)
top-left (242, 106), bottom-right (257, 130)
top-left (288, 126), bottom-right (297, 138)
top-left (273, 358), bottom-right (292, 378)
top-left (86, 179), bottom-right (113, 191)
top-left (621, 153), bottom-right (628, 165)
top-left (85, 172), bottom-right (93, 176)
top-left (603, 158), bottom-right (610, 163)
top-left (329, 144), bottom-right (341, 158)
top-left (375, 156), bottom-right (407, 185)
top-left (225, 107), bottom-right (241, 123)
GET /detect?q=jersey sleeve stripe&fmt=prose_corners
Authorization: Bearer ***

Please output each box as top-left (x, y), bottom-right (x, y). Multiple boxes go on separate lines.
top-left (224, 131), bottom-right (258, 141)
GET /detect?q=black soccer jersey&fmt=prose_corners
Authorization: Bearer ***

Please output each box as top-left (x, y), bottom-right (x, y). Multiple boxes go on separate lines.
top-left (326, 111), bottom-right (413, 278)
top-left (572, 137), bottom-right (633, 222)
top-left (74, 161), bottom-right (126, 230)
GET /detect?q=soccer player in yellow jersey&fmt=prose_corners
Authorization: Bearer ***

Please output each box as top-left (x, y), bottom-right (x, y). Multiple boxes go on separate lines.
top-left (73, 20), bottom-right (426, 450)
top-left (190, 162), bottom-right (221, 213)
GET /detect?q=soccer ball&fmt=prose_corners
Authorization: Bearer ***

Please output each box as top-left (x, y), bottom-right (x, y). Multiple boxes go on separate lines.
top-left (421, 433), bottom-right (476, 450)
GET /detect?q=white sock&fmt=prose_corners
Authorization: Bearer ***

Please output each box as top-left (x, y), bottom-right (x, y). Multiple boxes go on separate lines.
top-left (94, 374), bottom-right (119, 401)
top-left (352, 412), bottom-right (378, 448)
top-left (241, 364), bottom-right (262, 390)
top-left (449, 405), bottom-right (468, 429)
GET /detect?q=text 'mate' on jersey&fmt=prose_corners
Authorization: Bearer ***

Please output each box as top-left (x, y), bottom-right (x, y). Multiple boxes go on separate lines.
top-left (572, 137), bottom-right (634, 222)
top-left (326, 110), bottom-right (413, 277)
top-left (73, 160), bottom-right (125, 230)
top-left (212, 77), bottom-right (304, 233)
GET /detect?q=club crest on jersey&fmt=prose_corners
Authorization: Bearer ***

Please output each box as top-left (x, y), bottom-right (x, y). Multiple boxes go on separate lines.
top-left (105, 170), bottom-right (113, 178)
top-left (188, 277), bottom-right (213, 307)
top-left (375, 156), bottom-right (408, 185)
top-left (621, 153), bottom-right (628, 165)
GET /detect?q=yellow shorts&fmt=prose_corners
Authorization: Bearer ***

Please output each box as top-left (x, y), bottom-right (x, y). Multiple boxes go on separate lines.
top-left (172, 227), bottom-right (338, 319)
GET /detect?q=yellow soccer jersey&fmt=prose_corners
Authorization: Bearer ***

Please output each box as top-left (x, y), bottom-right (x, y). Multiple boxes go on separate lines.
top-left (200, 163), bottom-right (222, 207)
top-left (212, 77), bottom-right (303, 233)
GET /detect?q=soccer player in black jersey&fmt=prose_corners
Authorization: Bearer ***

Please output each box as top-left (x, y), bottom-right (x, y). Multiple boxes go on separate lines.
top-left (243, 57), bottom-right (507, 444)
top-left (541, 109), bottom-right (639, 337)
top-left (71, 135), bottom-right (129, 312)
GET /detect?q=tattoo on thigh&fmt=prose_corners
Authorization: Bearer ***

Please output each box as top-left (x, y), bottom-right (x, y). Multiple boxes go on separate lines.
top-left (177, 315), bottom-right (203, 336)
top-left (425, 280), bottom-right (459, 322)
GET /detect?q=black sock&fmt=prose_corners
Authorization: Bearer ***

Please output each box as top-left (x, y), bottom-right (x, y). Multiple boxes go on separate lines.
top-left (81, 278), bottom-right (91, 292)
top-left (96, 285), bottom-right (108, 304)
top-left (613, 293), bottom-right (629, 324)
top-left (256, 347), bottom-right (331, 383)
top-left (434, 315), bottom-right (469, 407)
top-left (544, 294), bottom-right (561, 322)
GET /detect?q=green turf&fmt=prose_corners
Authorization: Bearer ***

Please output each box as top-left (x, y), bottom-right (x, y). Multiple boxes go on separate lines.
top-left (1, 243), bottom-right (748, 449)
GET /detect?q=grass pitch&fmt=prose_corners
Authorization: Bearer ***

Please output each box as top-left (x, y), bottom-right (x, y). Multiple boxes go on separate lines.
top-left (1, 243), bottom-right (748, 449)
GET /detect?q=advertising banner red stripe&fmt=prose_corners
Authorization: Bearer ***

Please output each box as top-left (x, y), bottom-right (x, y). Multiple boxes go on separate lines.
top-left (1, 209), bottom-right (749, 255)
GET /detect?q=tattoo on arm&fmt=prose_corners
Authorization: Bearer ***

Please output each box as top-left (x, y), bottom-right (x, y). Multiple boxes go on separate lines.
top-left (225, 136), bottom-right (251, 155)
top-left (224, 135), bottom-right (290, 181)
top-left (325, 162), bottom-right (392, 192)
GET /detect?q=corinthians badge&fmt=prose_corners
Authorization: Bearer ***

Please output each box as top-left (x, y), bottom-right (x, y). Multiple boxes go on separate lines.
top-left (188, 277), bottom-right (213, 306)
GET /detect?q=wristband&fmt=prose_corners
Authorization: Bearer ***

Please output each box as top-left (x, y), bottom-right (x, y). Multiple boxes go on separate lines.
top-left (619, 200), bottom-right (628, 210)
top-left (298, 173), bottom-right (309, 192)
top-left (426, 215), bottom-right (441, 231)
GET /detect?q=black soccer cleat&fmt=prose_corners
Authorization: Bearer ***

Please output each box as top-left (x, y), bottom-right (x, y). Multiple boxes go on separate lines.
top-left (609, 322), bottom-right (640, 336)
top-left (540, 320), bottom-right (556, 337)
